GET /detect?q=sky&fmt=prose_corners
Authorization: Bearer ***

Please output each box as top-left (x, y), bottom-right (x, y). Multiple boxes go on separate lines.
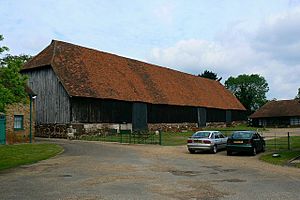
top-left (1, 0), bottom-right (300, 100)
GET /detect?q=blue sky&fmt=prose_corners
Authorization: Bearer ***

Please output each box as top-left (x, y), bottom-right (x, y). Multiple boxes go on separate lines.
top-left (1, 0), bottom-right (300, 99)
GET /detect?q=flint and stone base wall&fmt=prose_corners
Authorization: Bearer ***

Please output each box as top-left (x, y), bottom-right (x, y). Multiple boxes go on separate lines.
top-left (35, 120), bottom-right (247, 138)
top-left (148, 123), bottom-right (200, 132)
top-left (36, 122), bottom-right (200, 138)
top-left (35, 123), bottom-right (133, 138)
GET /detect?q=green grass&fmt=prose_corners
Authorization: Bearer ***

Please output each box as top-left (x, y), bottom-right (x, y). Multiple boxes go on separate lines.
top-left (80, 133), bottom-right (161, 144)
top-left (260, 136), bottom-right (300, 168)
top-left (266, 136), bottom-right (300, 150)
top-left (0, 143), bottom-right (63, 171)
top-left (204, 124), bottom-right (265, 132)
top-left (161, 132), bottom-right (193, 146)
top-left (260, 151), bottom-right (300, 168)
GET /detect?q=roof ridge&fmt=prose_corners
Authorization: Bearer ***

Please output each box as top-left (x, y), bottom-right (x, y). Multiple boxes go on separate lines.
top-left (50, 40), bottom-right (57, 65)
top-left (50, 40), bottom-right (220, 82)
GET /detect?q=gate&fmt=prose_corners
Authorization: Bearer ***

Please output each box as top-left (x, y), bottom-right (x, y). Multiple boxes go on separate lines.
top-left (0, 115), bottom-right (6, 144)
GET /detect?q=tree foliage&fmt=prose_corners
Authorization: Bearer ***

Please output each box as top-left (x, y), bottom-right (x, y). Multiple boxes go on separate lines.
top-left (0, 35), bottom-right (9, 54)
top-left (295, 88), bottom-right (300, 99)
top-left (198, 70), bottom-right (221, 81)
top-left (225, 74), bottom-right (269, 114)
top-left (0, 35), bottom-right (31, 112)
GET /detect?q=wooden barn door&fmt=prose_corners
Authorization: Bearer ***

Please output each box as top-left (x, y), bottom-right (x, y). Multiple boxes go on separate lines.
top-left (0, 115), bottom-right (5, 144)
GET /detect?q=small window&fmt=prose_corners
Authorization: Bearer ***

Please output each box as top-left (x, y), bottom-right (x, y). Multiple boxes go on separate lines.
top-left (14, 115), bottom-right (24, 130)
top-left (290, 117), bottom-right (300, 125)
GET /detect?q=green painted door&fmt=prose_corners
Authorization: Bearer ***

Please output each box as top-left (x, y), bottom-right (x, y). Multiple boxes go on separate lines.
top-left (0, 115), bottom-right (6, 144)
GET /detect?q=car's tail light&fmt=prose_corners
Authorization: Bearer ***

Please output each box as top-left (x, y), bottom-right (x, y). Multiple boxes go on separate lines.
top-left (187, 139), bottom-right (193, 143)
top-left (203, 140), bottom-right (211, 144)
top-left (245, 140), bottom-right (252, 144)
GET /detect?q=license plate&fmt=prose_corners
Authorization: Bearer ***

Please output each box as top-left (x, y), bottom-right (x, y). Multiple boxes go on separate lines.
top-left (194, 140), bottom-right (202, 143)
top-left (233, 141), bottom-right (243, 144)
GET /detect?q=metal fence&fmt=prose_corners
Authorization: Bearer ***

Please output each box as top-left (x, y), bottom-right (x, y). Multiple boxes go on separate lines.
top-left (78, 129), bottom-right (300, 150)
top-left (219, 130), bottom-right (300, 151)
top-left (80, 130), bottom-right (161, 145)
top-left (261, 131), bottom-right (300, 151)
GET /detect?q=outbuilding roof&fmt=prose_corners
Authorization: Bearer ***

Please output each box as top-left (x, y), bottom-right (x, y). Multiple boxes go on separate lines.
top-left (250, 99), bottom-right (300, 118)
top-left (22, 40), bottom-right (245, 110)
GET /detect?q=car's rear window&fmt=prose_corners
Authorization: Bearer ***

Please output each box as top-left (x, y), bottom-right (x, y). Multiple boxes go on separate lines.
top-left (232, 132), bottom-right (253, 139)
top-left (192, 132), bottom-right (211, 138)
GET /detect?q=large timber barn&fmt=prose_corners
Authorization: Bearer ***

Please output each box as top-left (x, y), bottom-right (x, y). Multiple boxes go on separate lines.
top-left (21, 40), bottom-right (246, 137)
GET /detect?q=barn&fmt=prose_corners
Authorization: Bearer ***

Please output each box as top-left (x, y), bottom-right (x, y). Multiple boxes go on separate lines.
top-left (21, 40), bottom-right (246, 137)
top-left (250, 99), bottom-right (300, 127)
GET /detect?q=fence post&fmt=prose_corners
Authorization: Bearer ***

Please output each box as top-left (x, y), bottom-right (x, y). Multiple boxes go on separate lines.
top-left (159, 131), bottom-right (162, 145)
top-left (288, 132), bottom-right (290, 150)
top-left (274, 132), bottom-right (277, 151)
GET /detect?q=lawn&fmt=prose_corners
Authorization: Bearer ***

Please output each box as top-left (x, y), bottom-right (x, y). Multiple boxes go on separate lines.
top-left (260, 136), bottom-right (300, 168)
top-left (161, 131), bottom-right (193, 146)
top-left (260, 151), bottom-right (300, 168)
top-left (0, 143), bottom-right (63, 171)
top-left (266, 136), bottom-right (300, 151)
top-left (204, 124), bottom-right (265, 132)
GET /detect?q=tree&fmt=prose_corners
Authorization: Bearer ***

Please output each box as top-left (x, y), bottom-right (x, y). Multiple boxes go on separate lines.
top-left (0, 35), bottom-right (31, 112)
top-left (198, 70), bottom-right (221, 81)
top-left (0, 35), bottom-right (9, 54)
top-left (225, 74), bottom-right (269, 114)
top-left (295, 88), bottom-right (300, 99)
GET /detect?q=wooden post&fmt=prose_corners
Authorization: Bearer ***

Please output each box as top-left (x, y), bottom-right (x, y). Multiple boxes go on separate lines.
top-left (288, 132), bottom-right (290, 150)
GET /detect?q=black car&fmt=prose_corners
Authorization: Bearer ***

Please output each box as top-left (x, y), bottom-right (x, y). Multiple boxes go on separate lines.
top-left (226, 131), bottom-right (265, 156)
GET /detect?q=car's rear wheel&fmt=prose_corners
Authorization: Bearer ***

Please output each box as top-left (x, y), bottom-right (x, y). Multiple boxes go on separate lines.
top-left (227, 150), bottom-right (232, 156)
top-left (189, 149), bottom-right (196, 154)
top-left (211, 145), bottom-right (217, 154)
top-left (252, 147), bottom-right (257, 156)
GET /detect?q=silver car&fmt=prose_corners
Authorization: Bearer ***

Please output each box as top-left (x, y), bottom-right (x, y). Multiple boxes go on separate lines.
top-left (187, 131), bottom-right (228, 154)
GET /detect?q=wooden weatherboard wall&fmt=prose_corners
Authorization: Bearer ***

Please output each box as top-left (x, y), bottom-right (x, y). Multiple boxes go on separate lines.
top-left (70, 97), bottom-right (132, 123)
top-left (23, 67), bottom-right (70, 124)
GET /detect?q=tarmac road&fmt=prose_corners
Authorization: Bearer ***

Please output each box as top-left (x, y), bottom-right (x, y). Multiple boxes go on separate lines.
top-left (0, 138), bottom-right (299, 200)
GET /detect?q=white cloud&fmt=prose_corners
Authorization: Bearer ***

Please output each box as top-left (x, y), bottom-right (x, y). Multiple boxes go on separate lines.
top-left (253, 7), bottom-right (300, 65)
top-left (148, 7), bottom-right (300, 100)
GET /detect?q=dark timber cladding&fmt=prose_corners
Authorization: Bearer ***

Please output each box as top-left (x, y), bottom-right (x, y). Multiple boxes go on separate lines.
top-left (147, 104), bottom-right (198, 123)
top-left (71, 97), bottom-right (132, 123)
top-left (21, 40), bottom-right (247, 131)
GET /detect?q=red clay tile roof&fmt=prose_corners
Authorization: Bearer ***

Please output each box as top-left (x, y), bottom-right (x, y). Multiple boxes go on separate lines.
top-left (250, 100), bottom-right (300, 118)
top-left (22, 40), bottom-right (245, 110)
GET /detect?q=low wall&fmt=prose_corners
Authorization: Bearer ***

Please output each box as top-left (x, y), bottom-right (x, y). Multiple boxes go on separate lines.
top-left (35, 121), bottom-right (247, 138)
top-left (35, 123), bottom-right (133, 138)
top-left (148, 123), bottom-right (199, 132)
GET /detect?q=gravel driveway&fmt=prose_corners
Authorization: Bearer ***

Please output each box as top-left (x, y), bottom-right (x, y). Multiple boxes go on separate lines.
top-left (0, 138), bottom-right (299, 200)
